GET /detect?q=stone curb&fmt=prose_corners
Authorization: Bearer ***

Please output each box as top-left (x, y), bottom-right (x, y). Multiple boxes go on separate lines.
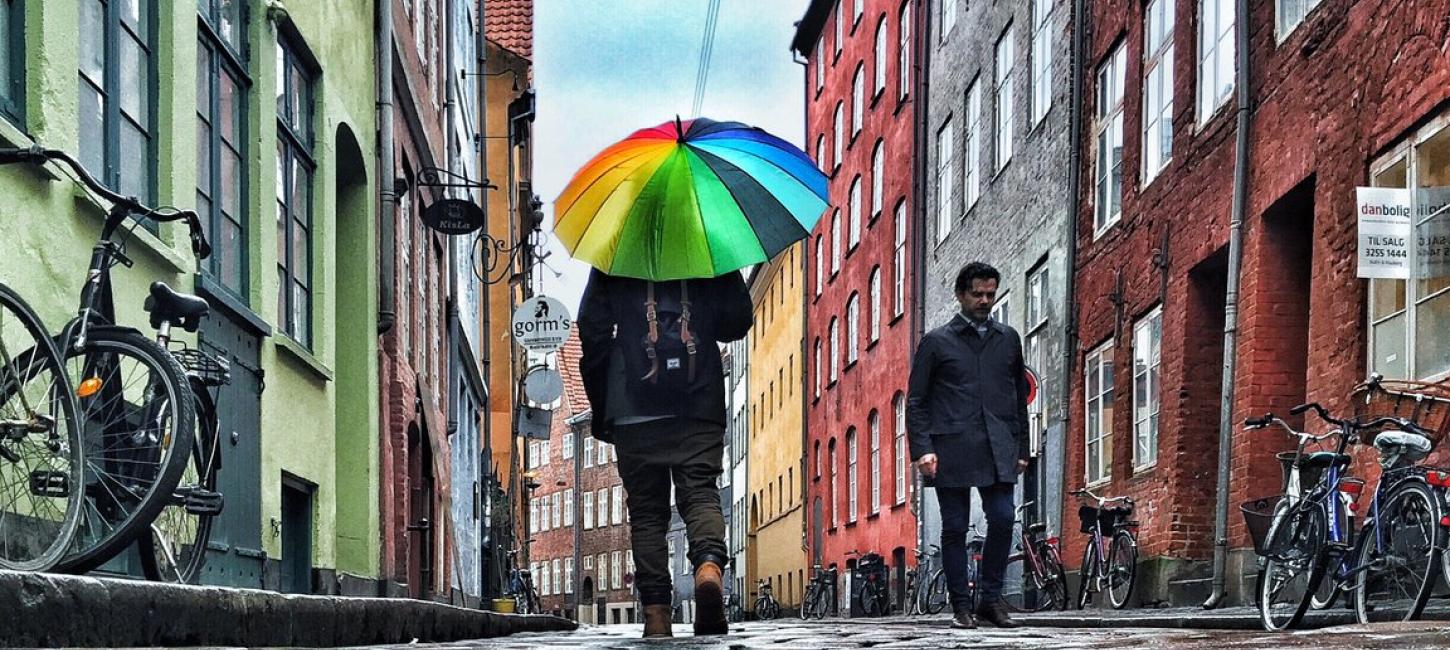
top-left (0, 570), bottom-right (575, 647)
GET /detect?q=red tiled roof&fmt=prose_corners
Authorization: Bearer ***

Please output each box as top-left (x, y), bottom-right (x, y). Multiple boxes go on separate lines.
top-left (559, 332), bottom-right (587, 418)
top-left (485, 0), bottom-right (533, 60)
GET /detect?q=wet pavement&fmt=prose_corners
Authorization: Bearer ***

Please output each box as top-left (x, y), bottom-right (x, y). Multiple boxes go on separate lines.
top-left (384, 615), bottom-right (1450, 649)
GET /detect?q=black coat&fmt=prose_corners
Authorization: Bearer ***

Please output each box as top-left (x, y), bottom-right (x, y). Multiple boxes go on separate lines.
top-left (905, 315), bottom-right (1030, 488)
top-left (577, 269), bottom-right (753, 441)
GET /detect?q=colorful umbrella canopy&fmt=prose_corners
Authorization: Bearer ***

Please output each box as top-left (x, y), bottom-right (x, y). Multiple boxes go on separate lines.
top-left (554, 117), bottom-right (829, 281)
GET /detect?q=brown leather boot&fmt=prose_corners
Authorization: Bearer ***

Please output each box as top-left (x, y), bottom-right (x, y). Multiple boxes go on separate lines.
top-left (692, 561), bottom-right (728, 635)
top-left (642, 604), bottom-right (673, 638)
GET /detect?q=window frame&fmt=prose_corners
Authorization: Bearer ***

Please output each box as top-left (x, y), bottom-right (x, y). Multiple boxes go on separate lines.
top-left (873, 18), bottom-right (888, 97)
top-left (940, 0), bottom-right (957, 41)
top-left (898, 1), bottom-right (911, 100)
top-left (965, 78), bottom-right (981, 209)
top-left (1142, 0), bottom-right (1174, 185)
top-left (935, 118), bottom-right (955, 242)
top-left (830, 317), bottom-right (840, 383)
top-left (871, 140), bottom-right (885, 218)
top-left (1031, 0), bottom-right (1053, 126)
top-left (1094, 44), bottom-right (1127, 237)
top-left (196, 3), bottom-right (252, 297)
top-left (894, 393), bottom-right (908, 504)
top-left (1198, 0), bottom-right (1236, 124)
top-left (1276, 0), bottom-right (1323, 42)
top-left (852, 63), bottom-right (864, 136)
top-left (847, 293), bottom-right (860, 365)
top-left (893, 201), bottom-right (907, 317)
top-left (1, 0), bottom-right (25, 125)
top-left (849, 175), bottom-right (862, 248)
top-left (275, 31), bottom-right (318, 347)
top-left (995, 24), bottom-right (1016, 171)
top-left (1133, 307), bottom-right (1163, 471)
top-left (79, 0), bottom-right (159, 203)
top-left (1084, 342), bottom-right (1115, 485)
top-left (869, 410), bottom-right (881, 514)
top-left (869, 266), bottom-right (882, 342)
top-left (829, 438), bottom-right (840, 528)
top-left (846, 427), bottom-right (859, 523)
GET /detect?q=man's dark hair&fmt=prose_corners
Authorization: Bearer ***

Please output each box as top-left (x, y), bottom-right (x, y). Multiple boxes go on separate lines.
top-left (955, 262), bottom-right (1001, 294)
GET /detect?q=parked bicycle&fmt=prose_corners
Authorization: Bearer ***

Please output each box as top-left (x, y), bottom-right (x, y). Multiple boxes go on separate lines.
top-left (726, 591), bottom-right (746, 622)
top-left (905, 545), bottom-right (947, 615)
top-left (0, 282), bottom-right (84, 571)
top-left (1002, 501), bottom-right (1069, 612)
top-left (845, 549), bottom-right (890, 616)
top-left (753, 578), bottom-right (780, 620)
top-left (1, 146), bottom-right (207, 575)
top-left (1245, 390), bottom-right (1443, 630)
top-left (800, 563), bottom-right (837, 619)
top-left (507, 549), bottom-right (541, 615)
top-left (1073, 488), bottom-right (1138, 609)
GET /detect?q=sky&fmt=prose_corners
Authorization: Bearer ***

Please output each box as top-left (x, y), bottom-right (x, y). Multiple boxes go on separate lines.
top-left (532, 0), bottom-right (812, 316)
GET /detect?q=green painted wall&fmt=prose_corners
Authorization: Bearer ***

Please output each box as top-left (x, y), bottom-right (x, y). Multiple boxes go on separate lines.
top-left (0, 0), bottom-right (379, 581)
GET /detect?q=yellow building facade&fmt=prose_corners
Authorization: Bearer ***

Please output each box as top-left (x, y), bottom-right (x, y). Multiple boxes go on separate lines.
top-left (746, 243), bottom-right (808, 610)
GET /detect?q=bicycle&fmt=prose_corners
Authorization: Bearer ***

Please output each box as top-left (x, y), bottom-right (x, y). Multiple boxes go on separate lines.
top-left (1002, 500), bottom-right (1070, 612)
top-left (1, 145), bottom-right (207, 575)
top-left (846, 549), bottom-right (890, 617)
top-left (802, 563), bottom-right (838, 619)
top-left (904, 545), bottom-right (947, 615)
top-left (1245, 397), bottom-right (1442, 630)
top-left (1073, 487), bottom-right (1138, 610)
top-left (726, 592), bottom-right (746, 622)
top-left (506, 549), bottom-right (541, 615)
top-left (0, 282), bottom-right (85, 571)
top-left (753, 579), bottom-right (780, 620)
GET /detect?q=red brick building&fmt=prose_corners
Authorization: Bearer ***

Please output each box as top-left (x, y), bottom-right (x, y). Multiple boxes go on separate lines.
top-left (792, 0), bottom-right (921, 611)
top-left (528, 336), bottom-right (638, 624)
top-left (1067, 0), bottom-right (1450, 605)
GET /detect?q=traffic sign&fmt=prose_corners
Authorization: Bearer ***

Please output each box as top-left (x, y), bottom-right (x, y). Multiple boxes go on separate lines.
top-left (511, 296), bottom-right (573, 352)
top-left (525, 367), bottom-right (565, 403)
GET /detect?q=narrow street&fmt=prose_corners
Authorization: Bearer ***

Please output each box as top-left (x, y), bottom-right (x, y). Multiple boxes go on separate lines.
top-left (392, 617), bottom-right (1450, 649)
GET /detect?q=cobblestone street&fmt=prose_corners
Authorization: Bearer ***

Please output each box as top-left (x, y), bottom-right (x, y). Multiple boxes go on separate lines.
top-left (393, 616), bottom-right (1450, 649)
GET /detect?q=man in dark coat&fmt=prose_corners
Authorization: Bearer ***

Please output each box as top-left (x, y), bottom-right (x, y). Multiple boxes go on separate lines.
top-left (906, 262), bottom-right (1030, 629)
top-left (577, 268), bottom-right (753, 638)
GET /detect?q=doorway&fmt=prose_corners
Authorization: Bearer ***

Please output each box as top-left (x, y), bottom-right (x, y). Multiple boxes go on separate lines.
top-left (280, 476), bottom-right (315, 593)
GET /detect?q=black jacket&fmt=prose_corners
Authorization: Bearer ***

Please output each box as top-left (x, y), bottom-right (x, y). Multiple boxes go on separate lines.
top-left (905, 315), bottom-right (1030, 488)
top-left (577, 269), bottom-right (753, 440)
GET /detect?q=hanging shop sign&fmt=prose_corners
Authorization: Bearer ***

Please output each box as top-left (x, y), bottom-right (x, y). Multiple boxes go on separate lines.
top-left (511, 295), bottom-right (573, 352)
top-left (422, 198), bottom-right (486, 235)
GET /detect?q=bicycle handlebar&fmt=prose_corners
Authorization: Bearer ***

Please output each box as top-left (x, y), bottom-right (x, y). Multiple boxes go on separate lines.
top-left (0, 145), bottom-right (210, 260)
top-left (1071, 488), bottom-right (1132, 506)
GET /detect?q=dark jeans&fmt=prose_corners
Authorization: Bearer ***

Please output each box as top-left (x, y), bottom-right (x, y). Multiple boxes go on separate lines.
top-left (612, 418), bottom-right (727, 606)
top-left (938, 482), bottom-right (1015, 611)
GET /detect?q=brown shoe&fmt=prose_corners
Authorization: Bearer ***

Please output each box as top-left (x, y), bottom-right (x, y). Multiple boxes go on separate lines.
top-left (693, 561), bottom-right (728, 635)
top-left (643, 604), bottom-right (673, 638)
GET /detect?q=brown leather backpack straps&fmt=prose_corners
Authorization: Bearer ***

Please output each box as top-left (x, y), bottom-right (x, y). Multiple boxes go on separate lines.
top-left (680, 280), bottom-right (697, 382)
top-left (643, 281), bottom-right (660, 382)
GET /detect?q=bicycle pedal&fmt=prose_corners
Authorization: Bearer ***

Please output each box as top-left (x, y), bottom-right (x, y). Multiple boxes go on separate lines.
top-left (1326, 541), bottom-right (1351, 553)
top-left (28, 471), bottom-right (70, 497)
top-left (179, 487), bottom-right (225, 515)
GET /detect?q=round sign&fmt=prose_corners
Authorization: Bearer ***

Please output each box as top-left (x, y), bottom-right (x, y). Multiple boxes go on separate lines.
top-left (1024, 365), bottom-right (1041, 406)
top-left (525, 367), bottom-right (565, 403)
top-left (511, 296), bottom-right (574, 352)
top-left (421, 198), bottom-right (486, 235)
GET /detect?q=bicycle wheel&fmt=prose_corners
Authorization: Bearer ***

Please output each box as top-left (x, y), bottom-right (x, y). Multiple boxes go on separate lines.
top-left (1077, 540), bottom-right (1095, 609)
top-left (1354, 480), bottom-right (1440, 624)
top-left (925, 569), bottom-right (949, 614)
top-left (138, 381), bottom-right (218, 583)
top-left (800, 583), bottom-right (816, 620)
top-left (1310, 553), bottom-right (1343, 611)
top-left (1001, 555), bottom-right (1037, 613)
top-left (1040, 542), bottom-right (1071, 611)
top-left (860, 582), bottom-right (882, 617)
top-left (1257, 502), bottom-right (1326, 631)
top-left (1107, 532), bottom-right (1138, 609)
top-left (0, 283), bottom-right (84, 571)
top-left (55, 329), bottom-right (195, 574)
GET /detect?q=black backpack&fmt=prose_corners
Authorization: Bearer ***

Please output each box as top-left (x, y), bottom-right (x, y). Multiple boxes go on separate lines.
top-left (621, 281), bottom-right (701, 404)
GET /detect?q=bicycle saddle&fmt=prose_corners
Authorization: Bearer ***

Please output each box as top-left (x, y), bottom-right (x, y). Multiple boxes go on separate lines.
top-left (1027, 522), bottom-right (1048, 534)
top-left (145, 281), bottom-right (210, 332)
top-left (1374, 430), bottom-right (1432, 465)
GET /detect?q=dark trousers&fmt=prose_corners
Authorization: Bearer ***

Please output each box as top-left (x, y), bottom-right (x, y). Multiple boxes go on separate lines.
top-left (938, 482), bottom-right (1015, 611)
top-left (612, 418), bottom-right (727, 606)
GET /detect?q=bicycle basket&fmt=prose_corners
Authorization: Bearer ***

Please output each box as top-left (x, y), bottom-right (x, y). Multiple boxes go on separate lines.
top-left (1100, 505), bottom-right (1133, 531)
top-left (172, 347), bottom-right (230, 387)
top-left (1276, 451), bottom-right (1326, 493)
top-left (1240, 495), bottom-right (1283, 557)
top-left (1351, 378), bottom-right (1450, 444)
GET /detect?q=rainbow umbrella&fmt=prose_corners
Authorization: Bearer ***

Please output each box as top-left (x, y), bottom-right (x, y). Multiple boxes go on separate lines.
top-left (554, 117), bottom-right (829, 281)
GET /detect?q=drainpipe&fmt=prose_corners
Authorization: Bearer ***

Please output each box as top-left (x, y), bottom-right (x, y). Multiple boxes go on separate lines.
top-left (377, 0), bottom-right (396, 335)
top-left (443, 0), bottom-right (462, 596)
top-left (472, 2), bottom-right (496, 596)
top-left (910, 0), bottom-right (933, 567)
top-left (1056, 0), bottom-right (1088, 531)
top-left (1204, 0), bottom-right (1252, 610)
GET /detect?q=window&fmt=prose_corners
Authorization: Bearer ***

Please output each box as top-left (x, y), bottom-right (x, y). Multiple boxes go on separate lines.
top-left (598, 554), bottom-right (608, 589)
top-left (197, 0), bottom-right (248, 295)
top-left (1142, 0), bottom-right (1174, 183)
top-left (552, 558), bottom-right (562, 595)
top-left (935, 119), bottom-right (955, 242)
top-left (612, 485), bottom-right (623, 524)
top-left (991, 293), bottom-right (1011, 328)
top-left (814, 339), bottom-right (823, 398)
top-left (847, 294), bottom-right (860, 364)
top-left (554, 491), bottom-right (564, 527)
top-left (1025, 330), bottom-right (1045, 455)
top-left (829, 438), bottom-right (840, 527)
top-left (995, 25), bottom-right (1015, 170)
top-left (874, 19), bottom-right (887, 96)
top-left (0, 0), bottom-right (22, 123)
top-left (854, 0), bottom-right (864, 24)
top-left (814, 441), bottom-right (822, 478)
top-left (528, 499), bottom-right (537, 534)
top-left (528, 441), bottom-right (538, 469)
top-left (815, 135), bottom-right (825, 171)
top-left (815, 236), bottom-right (824, 296)
top-left (563, 432), bottom-right (574, 459)
top-left (565, 558), bottom-right (574, 594)
top-left (815, 45), bottom-right (824, 93)
top-left (612, 551), bottom-right (623, 589)
top-left (1198, 0), bottom-right (1235, 123)
top-left (830, 317), bottom-right (840, 382)
top-left (847, 428), bottom-right (859, 522)
top-left (1027, 264), bottom-right (1049, 330)
top-left (1032, 0), bottom-right (1053, 125)
top-left (869, 411), bottom-right (881, 513)
top-left (79, 0), bottom-right (156, 202)
top-left (563, 488), bottom-right (574, 525)
top-left (584, 555), bottom-right (593, 570)
top-left (940, 0), bottom-right (956, 40)
top-left (871, 141), bottom-right (885, 218)
top-left (1133, 308), bottom-right (1163, 469)
top-left (276, 35), bottom-right (316, 345)
top-left (833, 102), bottom-right (844, 169)
top-left (597, 488), bottom-right (608, 526)
top-left (597, 438), bottom-right (608, 465)
top-left (965, 80), bottom-right (981, 208)
top-left (831, 210), bottom-right (842, 273)
top-left (894, 202), bottom-right (906, 316)
top-left (870, 267), bottom-right (882, 342)
top-left (584, 437), bottom-right (594, 468)
top-left (847, 176), bottom-right (863, 248)
top-left (583, 490), bottom-right (594, 529)
top-left (1085, 343), bottom-right (1115, 484)
top-left (538, 497), bottom-right (548, 531)
top-left (540, 439), bottom-right (550, 466)
top-left (538, 562), bottom-right (549, 596)
top-left (898, 2), bottom-right (911, 100)
top-left (852, 64), bottom-right (864, 136)
top-left (1277, 0), bottom-right (1322, 40)
top-left (1095, 45), bottom-right (1126, 235)
top-left (894, 393), bottom-right (908, 504)
top-left (835, 0), bottom-right (843, 57)
top-left (1367, 118), bottom-right (1450, 381)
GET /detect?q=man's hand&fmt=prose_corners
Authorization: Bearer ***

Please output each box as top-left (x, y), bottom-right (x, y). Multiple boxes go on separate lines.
top-left (1016, 459), bottom-right (1029, 474)
top-left (917, 454), bottom-right (939, 479)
